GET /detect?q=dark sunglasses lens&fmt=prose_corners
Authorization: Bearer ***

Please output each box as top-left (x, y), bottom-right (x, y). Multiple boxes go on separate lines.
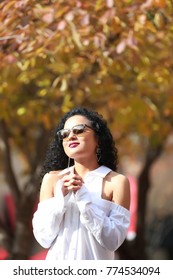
top-left (59, 130), bottom-right (70, 139)
top-left (73, 125), bottom-right (85, 135)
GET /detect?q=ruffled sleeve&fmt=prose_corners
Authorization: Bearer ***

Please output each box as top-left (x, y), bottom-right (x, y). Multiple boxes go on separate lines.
top-left (75, 185), bottom-right (130, 251)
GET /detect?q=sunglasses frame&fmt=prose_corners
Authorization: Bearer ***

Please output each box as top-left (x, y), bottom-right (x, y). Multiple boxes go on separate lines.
top-left (57, 123), bottom-right (94, 140)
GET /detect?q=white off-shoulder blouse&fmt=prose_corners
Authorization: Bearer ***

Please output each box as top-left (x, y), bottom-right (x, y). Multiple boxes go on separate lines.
top-left (32, 165), bottom-right (130, 260)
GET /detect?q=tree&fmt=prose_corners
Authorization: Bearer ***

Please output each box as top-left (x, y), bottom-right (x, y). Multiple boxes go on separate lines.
top-left (0, 0), bottom-right (173, 259)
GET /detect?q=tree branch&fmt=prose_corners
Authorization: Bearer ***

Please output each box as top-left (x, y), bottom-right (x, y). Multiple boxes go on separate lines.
top-left (0, 119), bottom-right (20, 202)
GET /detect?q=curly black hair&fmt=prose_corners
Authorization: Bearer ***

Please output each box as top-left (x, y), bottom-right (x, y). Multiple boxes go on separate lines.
top-left (41, 107), bottom-right (118, 178)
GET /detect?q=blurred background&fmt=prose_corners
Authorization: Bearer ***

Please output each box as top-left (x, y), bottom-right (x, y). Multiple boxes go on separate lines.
top-left (0, 0), bottom-right (173, 260)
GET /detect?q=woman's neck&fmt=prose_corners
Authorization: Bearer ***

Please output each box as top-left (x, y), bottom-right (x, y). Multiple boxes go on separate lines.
top-left (74, 161), bottom-right (100, 178)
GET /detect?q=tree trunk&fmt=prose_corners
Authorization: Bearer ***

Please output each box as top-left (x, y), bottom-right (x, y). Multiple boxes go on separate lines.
top-left (10, 183), bottom-right (39, 260)
top-left (0, 119), bottom-right (48, 259)
top-left (134, 144), bottom-right (163, 259)
top-left (118, 144), bottom-right (163, 260)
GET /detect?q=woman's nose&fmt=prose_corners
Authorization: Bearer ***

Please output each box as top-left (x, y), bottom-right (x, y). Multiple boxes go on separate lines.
top-left (67, 131), bottom-right (77, 140)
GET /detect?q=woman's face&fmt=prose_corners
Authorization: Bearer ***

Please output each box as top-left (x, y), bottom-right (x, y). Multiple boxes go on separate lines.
top-left (61, 115), bottom-right (99, 163)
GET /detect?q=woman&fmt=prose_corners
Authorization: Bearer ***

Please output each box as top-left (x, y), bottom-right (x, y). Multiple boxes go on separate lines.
top-left (32, 107), bottom-right (130, 260)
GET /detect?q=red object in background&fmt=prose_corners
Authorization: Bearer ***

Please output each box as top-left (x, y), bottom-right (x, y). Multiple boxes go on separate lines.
top-left (29, 249), bottom-right (48, 260)
top-left (0, 248), bottom-right (9, 260)
top-left (0, 246), bottom-right (48, 260)
top-left (4, 194), bottom-right (16, 231)
top-left (127, 175), bottom-right (138, 241)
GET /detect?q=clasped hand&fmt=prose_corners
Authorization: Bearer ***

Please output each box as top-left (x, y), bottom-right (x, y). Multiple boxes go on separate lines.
top-left (61, 173), bottom-right (83, 196)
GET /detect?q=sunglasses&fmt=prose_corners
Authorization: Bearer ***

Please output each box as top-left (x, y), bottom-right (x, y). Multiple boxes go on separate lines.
top-left (57, 124), bottom-right (94, 140)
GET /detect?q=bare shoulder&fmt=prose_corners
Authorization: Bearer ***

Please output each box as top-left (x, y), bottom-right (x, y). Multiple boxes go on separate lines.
top-left (106, 171), bottom-right (130, 210)
top-left (106, 171), bottom-right (129, 186)
top-left (42, 170), bottom-right (63, 183)
top-left (40, 170), bottom-right (62, 201)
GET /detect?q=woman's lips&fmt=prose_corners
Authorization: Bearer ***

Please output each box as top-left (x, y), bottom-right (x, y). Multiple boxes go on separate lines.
top-left (68, 142), bottom-right (79, 148)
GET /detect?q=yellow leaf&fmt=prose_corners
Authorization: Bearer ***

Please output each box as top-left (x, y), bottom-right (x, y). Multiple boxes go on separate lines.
top-left (67, 21), bottom-right (83, 49)
top-left (17, 60), bottom-right (30, 71)
top-left (60, 79), bottom-right (67, 92)
top-left (17, 107), bottom-right (26, 116)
